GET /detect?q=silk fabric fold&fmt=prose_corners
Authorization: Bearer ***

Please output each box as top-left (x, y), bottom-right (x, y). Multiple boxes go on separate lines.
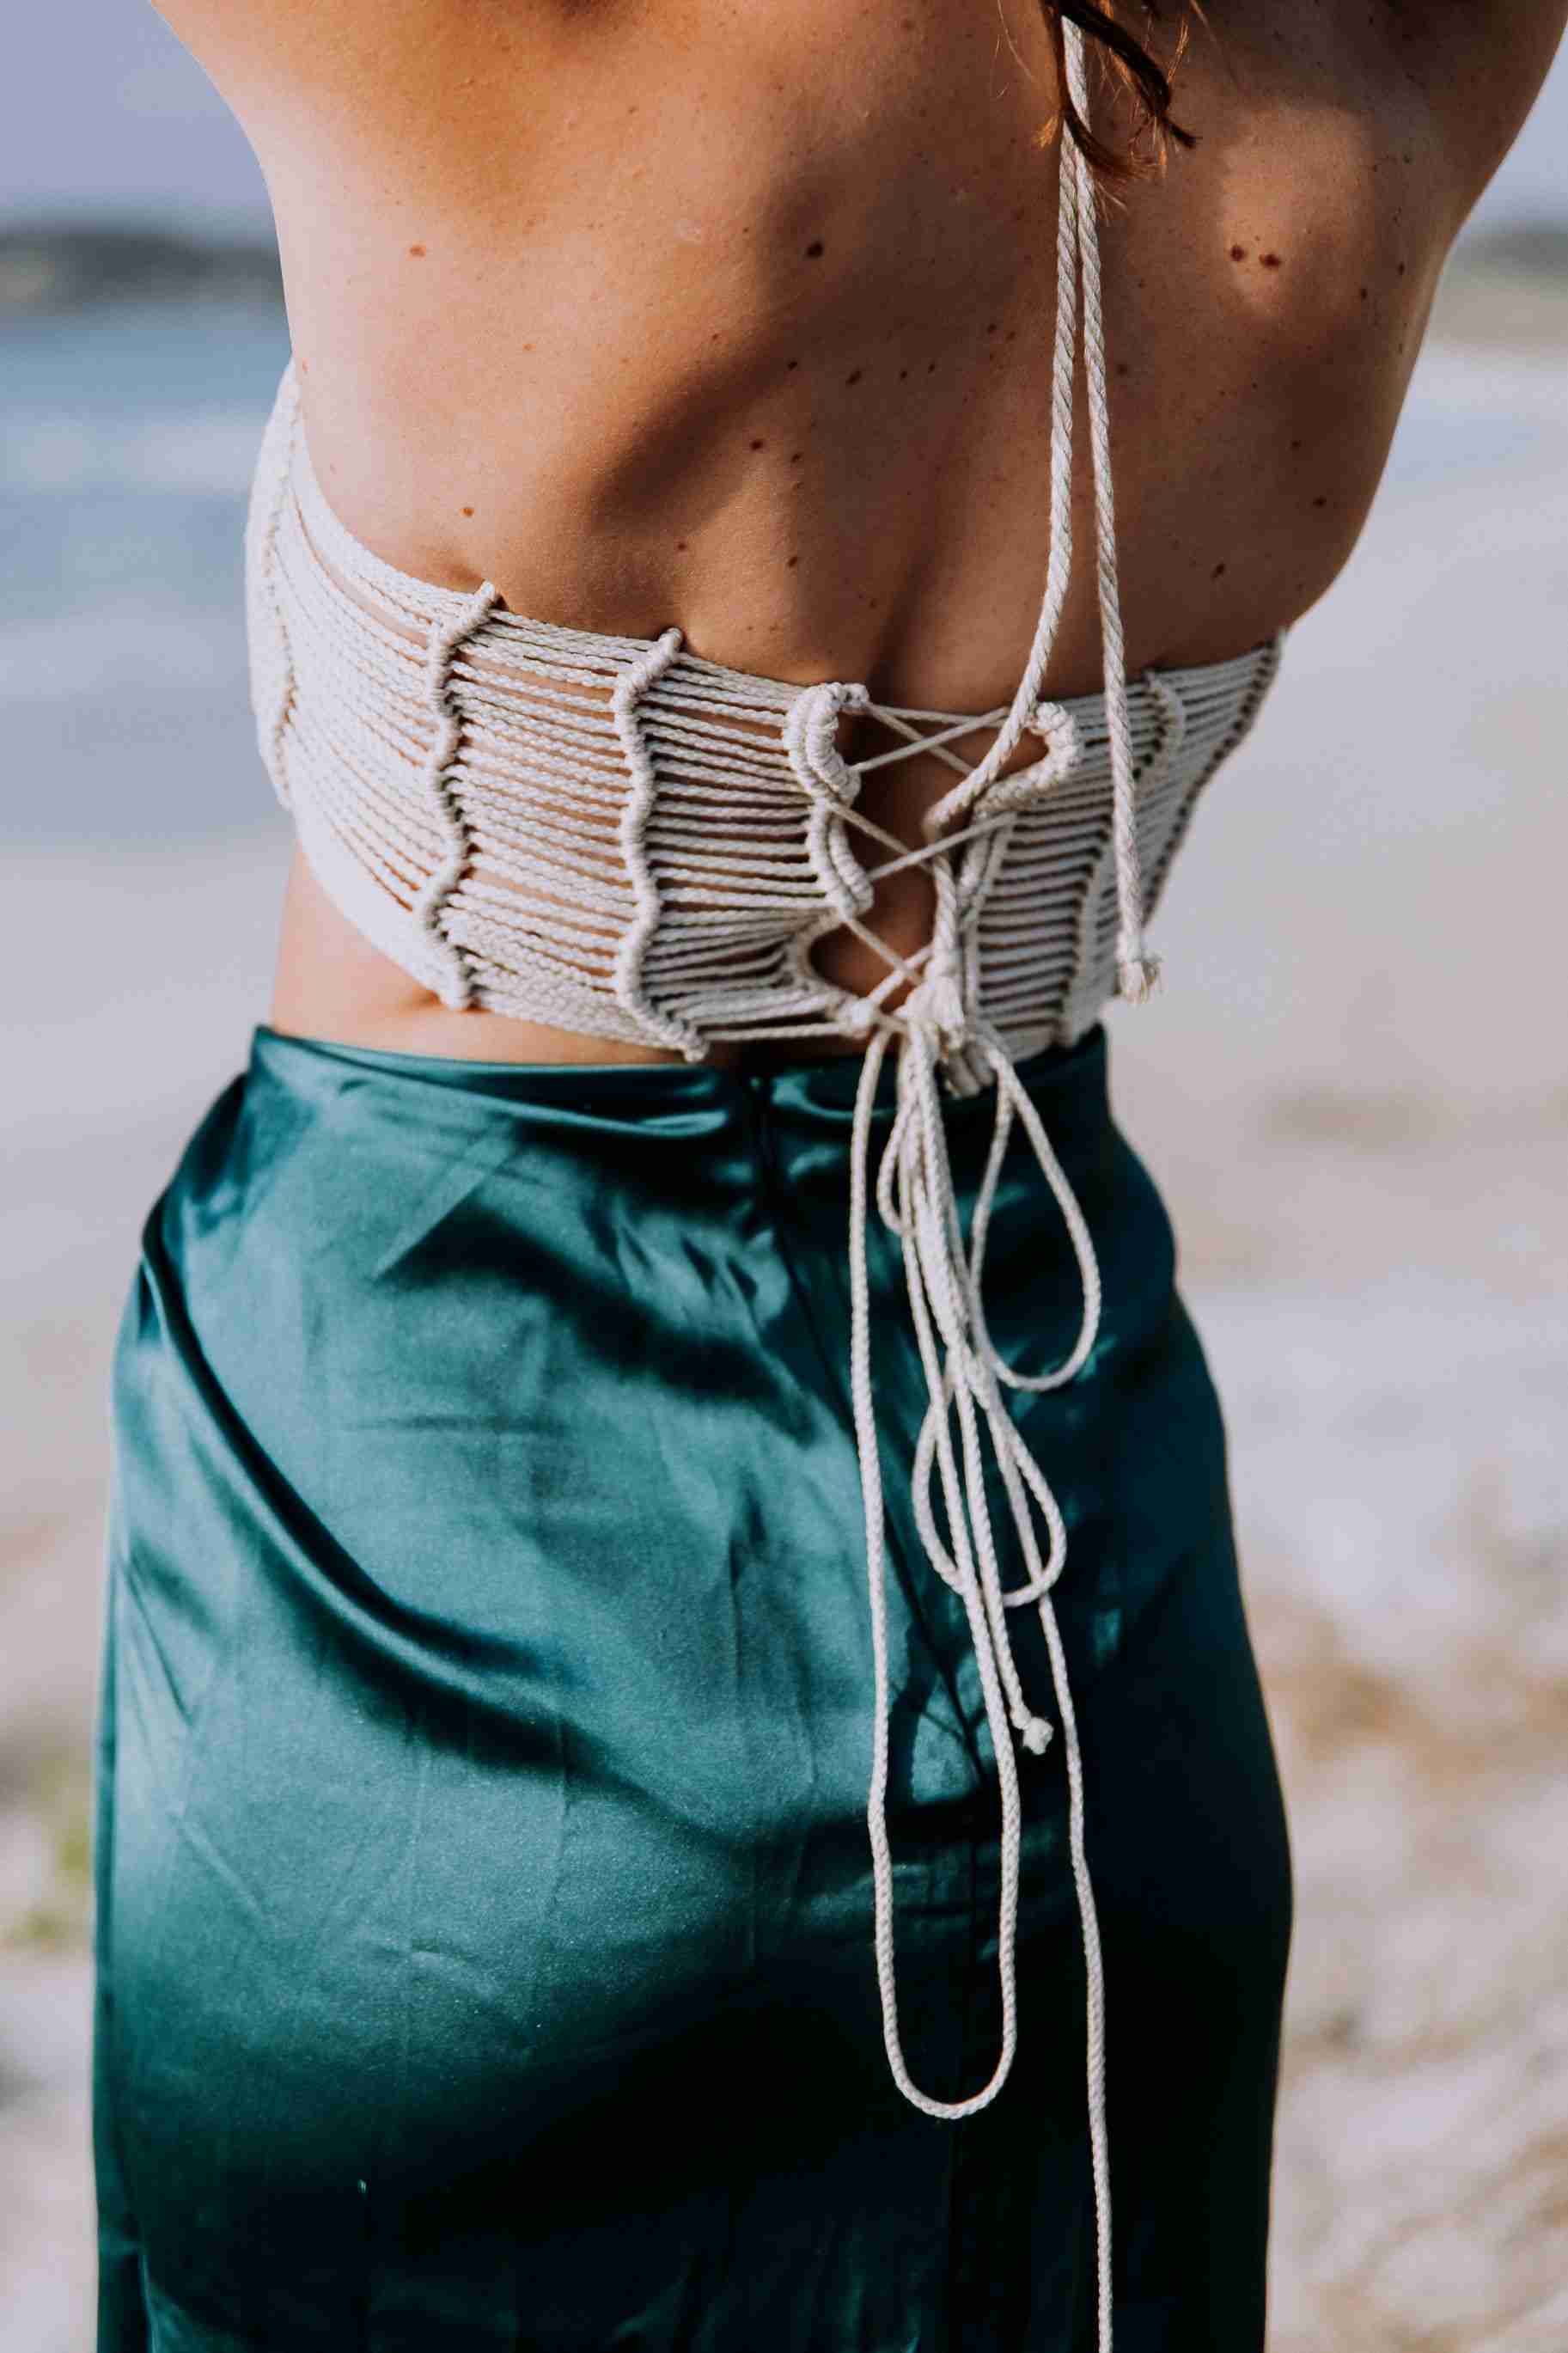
top-left (95, 1022), bottom-right (1290, 2350)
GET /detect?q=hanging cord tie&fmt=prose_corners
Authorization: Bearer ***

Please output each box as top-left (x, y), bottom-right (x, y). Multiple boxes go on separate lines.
top-left (815, 36), bottom-right (1131, 2342)
top-left (835, 943), bottom-right (1112, 2347)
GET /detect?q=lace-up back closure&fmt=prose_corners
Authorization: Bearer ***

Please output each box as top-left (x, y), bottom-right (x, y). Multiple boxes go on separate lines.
top-left (246, 28), bottom-right (1285, 2350)
top-left (249, 371), bottom-right (1279, 1061)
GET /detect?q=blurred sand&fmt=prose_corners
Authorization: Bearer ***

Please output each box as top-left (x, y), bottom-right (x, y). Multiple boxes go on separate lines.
top-left (3, 254), bottom-right (1565, 2346)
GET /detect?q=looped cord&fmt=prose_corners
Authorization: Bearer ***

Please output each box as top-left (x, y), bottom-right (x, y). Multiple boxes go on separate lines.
top-left (612, 626), bottom-right (710, 1059)
top-left (784, 677), bottom-right (881, 920)
top-left (815, 664), bottom-right (1112, 2325)
top-left (830, 33), bottom-right (1119, 2348)
top-left (842, 979), bottom-right (1112, 2353)
top-left (413, 579), bottom-right (506, 1009)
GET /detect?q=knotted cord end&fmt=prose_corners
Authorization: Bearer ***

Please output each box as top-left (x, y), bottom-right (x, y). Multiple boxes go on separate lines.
top-left (903, 955), bottom-right (966, 1048)
top-left (940, 1041), bottom-right (991, 1100)
top-left (836, 993), bottom-right (880, 1039)
top-left (785, 677), bottom-right (871, 807)
top-left (1015, 1711), bottom-right (1055, 1757)
top-left (1116, 949), bottom-right (1162, 1005)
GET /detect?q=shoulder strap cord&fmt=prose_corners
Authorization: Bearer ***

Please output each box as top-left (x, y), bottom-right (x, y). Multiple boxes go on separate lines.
top-left (920, 21), bottom-right (1153, 1004)
top-left (832, 30), bottom-right (1134, 2353)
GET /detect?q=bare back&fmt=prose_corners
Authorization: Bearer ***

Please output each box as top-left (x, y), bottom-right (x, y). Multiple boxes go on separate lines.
top-left (152, 0), bottom-right (1566, 1060)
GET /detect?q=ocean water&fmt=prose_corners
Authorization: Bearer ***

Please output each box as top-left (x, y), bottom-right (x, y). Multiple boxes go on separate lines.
top-left (0, 298), bottom-right (289, 843)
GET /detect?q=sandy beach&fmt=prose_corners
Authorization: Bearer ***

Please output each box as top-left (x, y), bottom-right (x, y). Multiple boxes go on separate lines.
top-left (3, 233), bottom-right (1565, 2346)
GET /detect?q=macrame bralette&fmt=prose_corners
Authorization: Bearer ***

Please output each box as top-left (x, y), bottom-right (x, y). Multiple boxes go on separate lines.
top-left (245, 28), bottom-right (1284, 2347)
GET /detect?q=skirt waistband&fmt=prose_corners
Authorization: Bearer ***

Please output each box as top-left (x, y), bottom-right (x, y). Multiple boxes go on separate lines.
top-left (249, 1018), bottom-right (1109, 1134)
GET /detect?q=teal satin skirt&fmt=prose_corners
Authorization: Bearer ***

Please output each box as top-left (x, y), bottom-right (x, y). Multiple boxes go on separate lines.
top-left (94, 1020), bottom-right (1291, 2350)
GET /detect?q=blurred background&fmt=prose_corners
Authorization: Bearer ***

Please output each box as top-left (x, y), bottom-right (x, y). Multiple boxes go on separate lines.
top-left (2, 8), bottom-right (1565, 2347)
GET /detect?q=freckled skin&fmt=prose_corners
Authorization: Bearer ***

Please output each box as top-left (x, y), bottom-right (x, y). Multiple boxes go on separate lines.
top-left (147, 0), bottom-right (1568, 1060)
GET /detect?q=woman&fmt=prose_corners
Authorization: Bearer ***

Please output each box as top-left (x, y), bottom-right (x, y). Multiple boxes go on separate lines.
top-left (95, 3), bottom-right (1563, 2347)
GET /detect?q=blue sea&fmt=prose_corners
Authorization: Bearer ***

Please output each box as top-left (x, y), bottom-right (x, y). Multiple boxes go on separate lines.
top-left (1, 297), bottom-right (290, 843)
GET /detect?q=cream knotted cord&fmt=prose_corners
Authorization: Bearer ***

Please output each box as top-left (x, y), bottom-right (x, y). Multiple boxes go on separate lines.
top-left (822, 33), bottom-right (1125, 2349)
top-left (834, 852), bottom-right (1113, 2353)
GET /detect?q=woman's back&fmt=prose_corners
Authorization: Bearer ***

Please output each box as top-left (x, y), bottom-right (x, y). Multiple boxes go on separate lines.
top-left (155, 0), bottom-right (1562, 1043)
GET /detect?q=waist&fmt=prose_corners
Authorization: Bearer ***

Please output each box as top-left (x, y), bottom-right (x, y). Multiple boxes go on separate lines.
top-left (245, 1011), bottom-right (1108, 1131)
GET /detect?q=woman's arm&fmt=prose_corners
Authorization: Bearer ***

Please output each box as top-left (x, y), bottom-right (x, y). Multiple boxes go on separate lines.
top-left (142, 0), bottom-right (566, 184)
top-left (1407, 0), bottom-right (1568, 217)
